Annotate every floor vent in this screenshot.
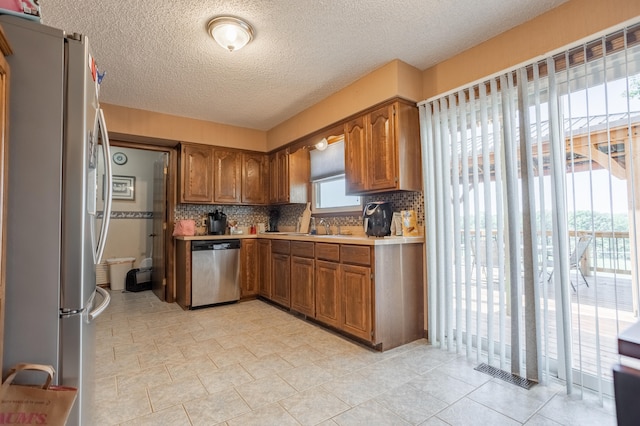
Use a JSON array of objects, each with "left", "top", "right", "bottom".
[{"left": 474, "top": 363, "right": 536, "bottom": 389}]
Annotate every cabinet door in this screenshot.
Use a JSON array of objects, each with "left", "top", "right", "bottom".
[
  {"left": 367, "top": 104, "right": 397, "bottom": 191},
  {"left": 180, "top": 144, "right": 213, "bottom": 203},
  {"left": 344, "top": 116, "right": 368, "bottom": 194},
  {"left": 277, "top": 150, "right": 290, "bottom": 203},
  {"left": 175, "top": 240, "right": 191, "bottom": 309},
  {"left": 213, "top": 149, "right": 242, "bottom": 203},
  {"left": 268, "top": 153, "right": 278, "bottom": 204},
  {"left": 290, "top": 256, "right": 314, "bottom": 316},
  {"left": 271, "top": 253, "right": 290, "bottom": 307},
  {"left": 341, "top": 264, "right": 372, "bottom": 341},
  {"left": 258, "top": 240, "right": 271, "bottom": 298},
  {"left": 242, "top": 153, "right": 267, "bottom": 204},
  {"left": 315, "top": 260, "right": 341, "bottom": 328},
  {"left": 240, "top": 239, "right": 258, "bottom": 298}
]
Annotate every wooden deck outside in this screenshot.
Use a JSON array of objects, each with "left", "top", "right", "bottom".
[{"left": 455, "top": 271, "right": 635, "bottom": 382}]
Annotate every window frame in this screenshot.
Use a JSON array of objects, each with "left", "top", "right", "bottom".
[{"left": 310, "top": 174, "right": 362, "bottom": 215}]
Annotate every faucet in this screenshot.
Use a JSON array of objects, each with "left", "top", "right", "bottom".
[{"left": 318, "top": 218, "right": 331, "bottom": 235}]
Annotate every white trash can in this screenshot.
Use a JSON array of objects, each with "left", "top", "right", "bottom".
[{"left": 106, "top": 257, "right": 136, "bottom": 291}]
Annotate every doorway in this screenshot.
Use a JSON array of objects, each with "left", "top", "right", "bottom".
[{"left": 106, "top": 140, "right": 177, "bottom": 303}]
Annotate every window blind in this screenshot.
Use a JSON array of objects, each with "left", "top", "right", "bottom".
[{"left": 310, "top": 140, "right": 345, "bottom": 181}]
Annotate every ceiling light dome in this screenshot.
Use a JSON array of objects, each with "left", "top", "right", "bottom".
[
  {"left": 315, "top": 138, "right": 328, "bottom": 151},
  {"left": 207, "top": 16, "right": 254, "bottom": 52}
]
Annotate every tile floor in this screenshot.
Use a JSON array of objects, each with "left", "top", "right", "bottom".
[{"left": 93, "top": 290, "right": 618, "bottom": 425}]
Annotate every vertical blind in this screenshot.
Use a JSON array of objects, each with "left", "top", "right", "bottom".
[{"left": 419, "top": 22, "right": 640, "bottom": 399}]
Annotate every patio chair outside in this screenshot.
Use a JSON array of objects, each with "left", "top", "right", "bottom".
[
  {"left": 471, "top": 236, "right": 500, "bottom": 280},
  {"left": 547, "top": 235, "right": 592, "bottom": 291}
]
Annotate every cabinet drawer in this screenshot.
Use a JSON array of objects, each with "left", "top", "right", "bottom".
[
  {"left": 291, "top": 241, "right": 314, "bottom": 258},
  {"left": 316, "top": 243, "right": 340, "bottom": 262},
  {"left": 341, "top": 245, "right": 371, "bottom": 266},
  {"left": 271, "top": 240, "right": 291, "bottom": 254}
]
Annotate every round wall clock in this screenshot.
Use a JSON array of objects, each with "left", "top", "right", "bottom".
[{"left": 113, "top": 152, "right": 128, "bottom": 165}]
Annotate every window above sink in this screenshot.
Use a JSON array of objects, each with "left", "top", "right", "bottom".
[{"left": 310, "top": 137, "right": 361, "bottom": 214}]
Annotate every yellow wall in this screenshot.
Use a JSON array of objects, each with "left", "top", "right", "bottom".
[
  {"left": 102, "top": 104, "right": 268, "bottom": 151},
  {"left": 422, "top": 0, "right": 640, "bottom": 100},
  {"left": 266, "top": 60, "right": 423, "bottom": 150}
]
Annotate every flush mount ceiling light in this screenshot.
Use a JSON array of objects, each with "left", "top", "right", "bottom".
[{"left": 207, "top": 16, "right": 254, "bottom": 52}]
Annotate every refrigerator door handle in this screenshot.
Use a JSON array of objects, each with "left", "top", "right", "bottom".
[
  {"left": 95, "top": 108, "right": 112, "bottom": 265},
  {"left": 89, "top": 286, "right": 111, "bottom": 321}
]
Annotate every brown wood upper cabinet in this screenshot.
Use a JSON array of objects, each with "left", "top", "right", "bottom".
[
  {"left": 242, "top": 152, "right": 267, "bottom": 204},
  {"left": 344, "top": 99, "right": 421, "bottom": 195},
  {"left": 179, "top": 143, "right": 268, "bottom": 205},
  {"left": 268, "top": 148, "right": 309, "bottom": 204},
  {"left": 213, "top": 148, "right": 242, "bottom": 204},
  {"left": 179, "top": 143, "right": 214, "bottom": 203}
]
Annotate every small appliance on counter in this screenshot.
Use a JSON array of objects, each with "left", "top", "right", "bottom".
[
  {"left": 268, "top": 209, "right": 280, "bottom": 232},
  {"left": 208, "top": 210, "right": 227, "bottom": 235},
  {"left": 363, "top": 201, "right": 393, "bottom": 237}
]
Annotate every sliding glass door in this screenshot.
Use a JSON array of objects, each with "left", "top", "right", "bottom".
[{"left": 420, "top": 22, "right": 640, "bottom": 401}]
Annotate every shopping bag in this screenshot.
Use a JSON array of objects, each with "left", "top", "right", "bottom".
[{"left": 0, "top": 363, "right": 77, "bottom": 425}]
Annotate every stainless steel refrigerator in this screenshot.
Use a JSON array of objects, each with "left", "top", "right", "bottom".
[{"left": 0, "top": 16, "right": 114, "bottom": 425}]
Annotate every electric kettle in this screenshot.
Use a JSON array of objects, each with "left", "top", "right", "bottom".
[{"left": 363, "top": 201, "right": 393, "bottom": 237}]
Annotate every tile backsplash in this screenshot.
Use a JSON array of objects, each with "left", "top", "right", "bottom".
[
  {"left": 175, "top": 191, "right": 424, "bottom": 234},
  {"left": 175, "top": 204, "right": 271, "bottom": 234},
  {"left": 277, "top": 191, "right": 424, "bottom": 228}
]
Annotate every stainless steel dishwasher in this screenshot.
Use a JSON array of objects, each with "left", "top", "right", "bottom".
[{"left": 191, "top": 239, "right": 241, "bottom": 308}]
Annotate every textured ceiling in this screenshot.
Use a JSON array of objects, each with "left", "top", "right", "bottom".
[{"left": 40, "top": 0, "right": 567, "bottom": 131}]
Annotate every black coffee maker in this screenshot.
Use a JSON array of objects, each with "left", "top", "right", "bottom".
[
  {"left": 208, "top": 210, "right": 227, "bottom": 235},
  {"left": 268, "top": 209, "right": 280, "bottom": 232}
]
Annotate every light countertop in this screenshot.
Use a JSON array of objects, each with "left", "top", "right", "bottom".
[{"left": 174, "top": 232, "right": 424, "bottom": 246}]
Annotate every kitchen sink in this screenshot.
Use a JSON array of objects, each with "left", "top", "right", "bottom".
[
  {"left": 260, "top": 231, "right": 309, "bottom": 236},
  {"left": 260, "top": 232, "right": 360, "bottom": 238},
  {"left": 312, "top": 234, "right": 360, "bottom": 239}
]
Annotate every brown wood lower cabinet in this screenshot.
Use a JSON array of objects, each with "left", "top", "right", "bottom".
[
  {"left": 291, "top": 256, "right": 314, "bottom": 316},
  {"left": 259, "top": 239, "right": 424, "bottom": 351},
  {"left": 271, "top": 253, "right": 290, "bottom": 307},
  {"left": 271, "top": 239, "right": 291, "bottom": 308},
  {"left": 290, "top": 241, "right": 314, "bottom": 316},
  {"left": 175, "top": 240, "right": 192, "bottom": 309},
  {"left": 240, "top": 239, "right": 258, "bottom": 298},
  {"left": 315, "top": 260, "right": 341, "bottom": 328},
  {"left": 175, "top": 237, "right": 423, "bottom": 351},
  {"left": 258, "top": 239, "right": 271, "bottom": 298},
  {"left": 341, "top": 263, "right": 372, "bottom": 341}
]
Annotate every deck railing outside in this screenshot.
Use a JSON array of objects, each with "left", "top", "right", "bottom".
[
  {"left": 467, "top": 229, "right": 632, "bottom": 275},
  {"left": 569, "top": 230, "right": 631, "bottom": 275}
]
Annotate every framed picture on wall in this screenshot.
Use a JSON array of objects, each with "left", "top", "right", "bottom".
[{"left": 111, "top": 175, "right": 135, "bottom": 201}]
